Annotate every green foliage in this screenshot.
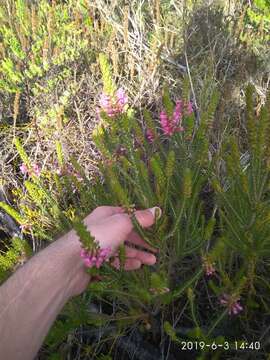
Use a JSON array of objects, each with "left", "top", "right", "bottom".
[
  {"left": 55, "top": 141, "right": 64, "bottom": 168},
  {"left": 0, "top": 0, "right": 93, "bottom": 95},
  {"left": 239, "top": 0, "right": 270, "bottom": 55},
  {"left": 75, "top": 79, "right": 270, "bottom": 357},
  {"left": 162, "top": 85, "right": 174, "bottom": 117},
  {"left": 14, "top": 137, "right": 31, "bottom": 168},
  {"left": 0, "top": 237, "right": 32, "bottom": 282},
  {"left": 0, "top": 201, "right": 24, "bottom": 224},
  {"left": 164, "top": 321, "right": 180, "bottom": 343},
  {"left": 214, "top": 87, "right": 270, "bottom": 271},
  {"left": 73, "top": 218, "right": 96, "bottom": 252},
  {"left": 99, "top": 53, "right": 116, "bottom": 96},
  {"left": 4, "top": 66, "right": 270, "bottom": 358}
]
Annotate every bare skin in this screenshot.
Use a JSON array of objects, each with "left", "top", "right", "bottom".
[{"left": 0, "top": 206, "right": 160, "bottom": 360}]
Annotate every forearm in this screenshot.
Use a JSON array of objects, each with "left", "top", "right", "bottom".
[{"left": 0, "top": 230, "right": 89, "bottom": 360}]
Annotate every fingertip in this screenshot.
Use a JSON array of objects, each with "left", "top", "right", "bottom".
[
  {"left": 147, "top": 254, "right": 157, "bottom": 265},
  {"left": 148, "top": 207, "right": 162, "bottom": 220},
  {"left": 135, "top": 207, "right": 161, "bottom": 228},
  {"left": 111, "top": 257, "right": 142, "bottom": 271}
]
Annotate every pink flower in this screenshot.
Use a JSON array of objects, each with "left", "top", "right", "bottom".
[
  {"left": 160, "top": 111, "right": 173, "bottom": 136},
  {"left": 159, "top": 103, "right": 184, "bottom": 136},
  {"left": 146, "top": 129, "right": 155, "bottom": 143},
  {"left": 20, "top": 163, "right": 28, "bottom": 175},
  {"left": 80, "top": 246, "right": 111, "bottom": 268},
  {"left": 84, "top": 257, "right": 94, "bottom": 267},
  {"left": 99, "top": 93, "right": 111, "bottom": 109},
  {"left": 159, "top": 99, "right": 193, "bottom": 136},
  {"left": 98, "top": 88, "right": 128, "bottom": 118},
  {"left": 202, "top": 256, "right": 216, "bottom": 276},
  {"left": 220, "top": 294, "right": 243, "bottom": 315},
  {"left": 80, "top": 249, "right": 88, "bottom": 258},
  {"left": 205, "top": 263, "right": 215, "bottom": 276},
  {"left": 116, "top": 88, "right": 128, "bottom": 108},
  {"left": 20, "top": 163, "right": 41, "bottom": 177},
  {"left": 32, "top": 164, "right": 41, "bottom": 177},
  {"left": 99, "top": 93, "right": 114, "bottom": 116},
  {"left": 172, "top": 100, "right": 183, "bottom": 125},
  {"left": 99, "top": 247, "right": 111, "bottom": 257}
]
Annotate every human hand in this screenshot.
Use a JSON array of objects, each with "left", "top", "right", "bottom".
[
  {"left": 0, "top": 206, "right": 161, "bottom": 360},
  {"left": 84, "top": 205, "right": 161, "bottom": 270},
  {"left": 68, "top": 205, "right": 161, "bottom": 297}
]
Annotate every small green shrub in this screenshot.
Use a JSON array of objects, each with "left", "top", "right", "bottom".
[
  {"left": 0, "top": 236, "right": 32, "bottom": 281},
  {"left": 238, "top": 0, "right": 270, "bottom": 59}
]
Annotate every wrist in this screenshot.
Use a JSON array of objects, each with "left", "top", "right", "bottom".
[{"left": 54, "top": 229, "right": 91, "bottom": 298}]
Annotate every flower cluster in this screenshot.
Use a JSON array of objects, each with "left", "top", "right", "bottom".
[
  {"left": 146, "top": 129, "right": 155, "bottom": 143},
  {"left": 202, "top": 256, "right": 216, "bottom": 276},
  {"left": 159, "top": 100, "right": 193, "bottom": 136},
  {"left": 20, "top": 163, "right": 41, "bottom": 177},
  {"left": 80, "top": 247, "right": 111, "bottom": 268},
  {"left": 220, "top": 294, "right": 243, "bottom": 315},
  {"left": 98, "top": 88, "right": 128, "bottom": 118}
]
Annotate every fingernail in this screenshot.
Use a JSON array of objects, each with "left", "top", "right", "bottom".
[
  {"left": 149, "top": 207, "right": 162, "bottom": 221},
  {"left": 148, "top": 254, "right": 157, "bottom": 265}
]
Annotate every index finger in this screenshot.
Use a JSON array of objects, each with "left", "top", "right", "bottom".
[
  {"left": 85, "top": 206, "right": 124, "bottom": 224},
  {"left": 126, "top": 231, "right": 158, "bottom": 253}
]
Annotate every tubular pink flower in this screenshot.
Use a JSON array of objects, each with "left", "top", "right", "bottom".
[
  {"left": 160, "top": 106, "right": 184, "bottom": 136},
  {"left": 160, "top": 111, "right": 171, "bottom": 135},
  {"left": 160, "top": 111, "right": 169, "bottom": 124},
  {"left": 20, "top": 163, "right": 41, "bottom": 177},
  {"left": 80, "top": 249, "right": 87, "bottom": 258},
  {"left": 206, "top": 263, "right": 215, "bottom": 276},
  {"left": 146, "top": 129, "right": 155, "bottom": 143},
  {"left": 220, "top": 294, "right": 243, "bottom": 316},
  {"left": 202, "top": 257, "right": 216, "bottom": 276},
  {"left": 172, "top": 100, "right": 183, "bottom": 125},
  {"left": 20, "top": 163, "right": 28, "bottom": 175},
  {"left": 116, "top": 88, "right": 128, "bottom": 108},
  {"left": 98, "top": 88, "right": 128, "bottom": 118},
  {"left": 32, "top": 164, "right": 41, "bottom": 177},
  {"left": 84, "top": 258, "right": 93, "bottom": 267},
  {"left": 99, "top": 247, "right": 111, "bottom": 257},
  {"left": 80, "top": 246, "right": 111, "bottom": 268},
  {"left": 99, "top": 93, "right": 111, "bottom": 109},
  {"left": 95, "top": 260, "right": 102, "bottom": 269}
]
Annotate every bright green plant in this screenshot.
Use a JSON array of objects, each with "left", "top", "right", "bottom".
[
  {"left": 212, "top": 85, "right": 270, "bottom": 313},
  {"left": 0, "top": 0, "right": 94, "bottom": 126},
  {"left": 239, "top": 0, "right": 270, "bottom": 56},
  {"left": 0, "top": 236, "right": 32, "bottom": 281}
]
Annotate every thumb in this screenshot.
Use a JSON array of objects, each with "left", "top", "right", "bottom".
[
  {"left": 88, "top": 206, "right": 162, "bottom": 252},
  {"left": 108, "top": 206, "right": 162, "bottom": 237},
  {"left": 134, "top": 206, "right": 162, "bottom": 229}
]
